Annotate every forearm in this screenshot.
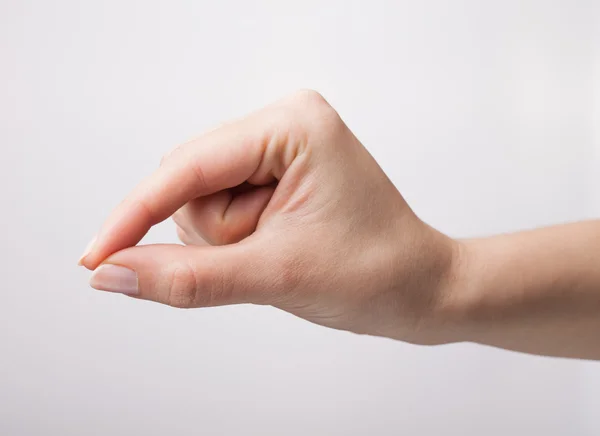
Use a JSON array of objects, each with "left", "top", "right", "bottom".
[{"left": 451, "top": 220, "right": 600, "bottom": 360}]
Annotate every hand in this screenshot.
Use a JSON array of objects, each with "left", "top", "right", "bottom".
[{"left": 79, "top": 90, "right": 461, "bottom": 345}]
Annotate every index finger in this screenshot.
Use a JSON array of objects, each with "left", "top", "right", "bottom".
[{"left": 79, "top": 116, "right": 274, "bottom": 270}]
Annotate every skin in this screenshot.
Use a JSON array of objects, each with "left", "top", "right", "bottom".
[{"left": 79, "top": 90, "right": 600, "bottom": 360}]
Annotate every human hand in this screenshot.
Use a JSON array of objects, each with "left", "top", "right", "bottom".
[{"left": 79, "top": 90, "right": 461, "bottom": 345}]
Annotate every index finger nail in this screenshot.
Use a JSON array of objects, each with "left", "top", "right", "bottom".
[{"left": 78, "top": 235, "right": 97, "bottom": 266}]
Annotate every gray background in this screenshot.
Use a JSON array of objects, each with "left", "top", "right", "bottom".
[{"left": 1, "top": 0, "right": 599, "bottom": 435}]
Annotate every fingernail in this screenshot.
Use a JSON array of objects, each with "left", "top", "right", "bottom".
[
  {"left": 78, "top": 235, "right": 97, "bottom": 266},
  {"left": 90, "top": 265, "right": 139, "bottom": 295}
]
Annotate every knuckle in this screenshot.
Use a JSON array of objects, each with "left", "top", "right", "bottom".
[
  {"left": 289, "top": 89, "right": 332, "bottom": 116},
  {"left": 159, "top": 148, "right": 175, "bottom": 167},
  {"left": 264, "top": 89, "right": 343, "bottom": 151},
  {"left": 165, "top": 263, "right": 199, "bottom": 308},
  {"left": 291, "top": 88, "right": 327, "bottom": 106},
  {"left": 288, "top": 89, "right": 342, "bottom": 138},
  {"left": 189, "top": 158, "right": 209, "bottom": 193},
  {"left": 160, "top": 143, "right": 185, "bottom": 167},
  {"left": 165, "top": 259, "right": 232, "bottom": 308}
]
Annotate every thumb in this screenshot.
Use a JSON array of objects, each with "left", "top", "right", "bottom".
[{"left": 88, "top": 243, "right": 278, "bottom": 308}]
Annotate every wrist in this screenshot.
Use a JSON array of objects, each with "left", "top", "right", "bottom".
[
  {"left": 384, "top": 224, "right": 475, "bottom": 345},
  {"left": 436, "top": 237, "right": 508, "bottom": 347},
  {"left": 420, "top": 237, "right": 481, "bottom": 345}
]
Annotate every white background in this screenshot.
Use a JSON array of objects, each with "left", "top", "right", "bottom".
[{"left": 1, "top": 1, "right": 598, "bottom": 435}]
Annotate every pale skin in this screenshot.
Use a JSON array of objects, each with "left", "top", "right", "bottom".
[{"left": 79, "top": 90, "right": 600, "bottom": 360}]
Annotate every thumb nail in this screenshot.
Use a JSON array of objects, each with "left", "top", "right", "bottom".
[{"left": 90, "top": 264, "right": 139, "bottom": 295}]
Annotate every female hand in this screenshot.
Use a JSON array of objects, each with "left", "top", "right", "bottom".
[{"left": 79, "top": 90, "right": 460, "bottom": 345}]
